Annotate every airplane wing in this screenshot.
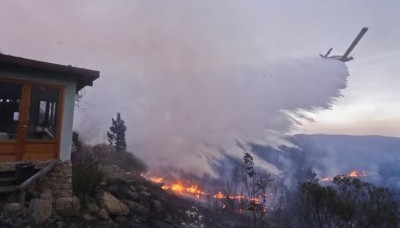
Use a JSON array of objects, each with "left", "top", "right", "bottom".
[{"left": 342, "top": 27, "right": 368, "bottom": 59}]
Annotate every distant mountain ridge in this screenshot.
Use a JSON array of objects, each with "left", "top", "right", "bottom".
[{"left": 251, "top": 134, "right": 400, "bottom": 190}]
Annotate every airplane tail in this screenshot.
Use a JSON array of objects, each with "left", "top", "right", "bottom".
[{"left": 320, "top": 48, "right": 333, "bottom": 58}]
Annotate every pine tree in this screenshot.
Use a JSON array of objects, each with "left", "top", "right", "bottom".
[{"left": 107, "top": 113, "right": 127, "bottom": 153}]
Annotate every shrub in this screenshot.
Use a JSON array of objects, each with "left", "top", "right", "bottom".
[
  {"left": 72, "top": 152, "right": 103, "bottom": 203},
  {"left": 115, "top": 151, "right": 147, "bottom": 173},
  {"left": 91, "top": 143, "right": 147, "bottom": 173}
]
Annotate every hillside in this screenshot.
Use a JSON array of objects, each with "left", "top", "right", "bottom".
[{"left": 253, "top": 134, "right": 400, "bottom": 190}]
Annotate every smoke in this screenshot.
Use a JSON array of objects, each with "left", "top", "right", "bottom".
[
  {"left": 76, "top": 57, "right": 348, "bottom": 176},
  {"left": 292, "top": 134, "right": 400, "bottom": 190},
  {"left": 0, "top": 1, "right": 352, "bottom": 176},
  {"left": 54, "top": 1, "right": 350, "bottom": 177}
]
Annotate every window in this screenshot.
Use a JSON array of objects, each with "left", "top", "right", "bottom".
[
  {"left": 27, "top": 86, "right": 60, "bottom": 140},
  {"left": 0, "top": 82, "right": 22, "bottom": 140}
]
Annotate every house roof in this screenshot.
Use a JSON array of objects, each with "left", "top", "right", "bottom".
[{"left": 0, "top": 54, "right": 100, "bottom": 91}]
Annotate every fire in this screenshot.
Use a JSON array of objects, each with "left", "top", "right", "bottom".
[
  {"left": 149, "top": 177, "right": 164, "bottom": 183},
  {"left": 213, "top": 191, "right": 225, "bottom": 199},
  {"left": 320, "top": 177, "right": 333, "bottom": 182},
  {"left": 348, "top": 170, "right": 367, "bottom": 178},
  {"left": 320, "top": 170, "right": 367, "bottom": 182},
  {"left": 236, "top": 208, "right": 245, "bottom": 213},
  {"left": 146, "top": 176, "right": 261, "bottom": 202},
  {"left": 161, "top": 182, "right": 207, "bottom": 198},
  {"left": 213, "top": 191, "right": 249, "bottom": 200}
]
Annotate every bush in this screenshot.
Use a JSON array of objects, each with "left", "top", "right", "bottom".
[
  {"left": 115, "top": 151, "right": 147, "bottom": 173},
  {"left": 294, "top": 176, "right": 399, "bottom": 228},
  {"left": 72, "top": 152, "right": 103, "bottom": 203},
  {"left": 91, "top": 143, "right": 147, "bottom": 173}
]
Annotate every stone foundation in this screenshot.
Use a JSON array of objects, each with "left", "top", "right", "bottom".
[
  {"left": 32, "top": 160, "right": 80, "bottom": 215},
  {"left": 0, "top": 160, "right": 80, "bottom": 223},
  {"left": 35, "top": 161, "right": 73, "bottom": 198}
]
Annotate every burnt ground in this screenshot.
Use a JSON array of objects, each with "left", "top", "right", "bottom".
[{"left": 0, "top": 166, "right": 250, "bottom": 228}]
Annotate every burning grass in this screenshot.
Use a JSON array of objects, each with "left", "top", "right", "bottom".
[
  {"left": 320, "top": 169, "right": 367, "bottom": 182},
  {"left": 144, "top": 175, "right": 264, "bottom": 203}
]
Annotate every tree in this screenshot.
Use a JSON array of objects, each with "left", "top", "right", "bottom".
[
  {"left": 241, "top": 153, "right": 274, "bottom": 228},
  {"left": 294, "top": 175, "right": 398, "bottom": 228},
  {"left": 72, "top": 131, "right": 83, "bottom": 151},
  {"left": 107, "top": 113, "right": 127, "bottom": 153},
  {"left": 332, "top": 175, "right": 398, "bottom": 228},
  {"left": 296, "top": 178, "right": 338, "bottom": 227}
]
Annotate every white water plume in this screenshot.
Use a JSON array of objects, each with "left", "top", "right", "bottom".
[{"left": 77, "top": 57, "right": 348, "bottom": 177}]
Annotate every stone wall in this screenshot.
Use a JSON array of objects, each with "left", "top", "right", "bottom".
[
  {"left": 0, "top": 160, "right": 80, "bottom": 224},
  {"left": 33, "top": 160, "right": 80, "bottom": 216}
]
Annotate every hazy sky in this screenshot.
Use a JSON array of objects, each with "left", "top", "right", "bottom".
[{"left": 1, "top": 0, "right": 399, "bottom": 137}]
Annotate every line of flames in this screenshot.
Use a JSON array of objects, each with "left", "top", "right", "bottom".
[
  {"left": 148, "top": 170, "right": 367, "bottom": 197},
  {"left": 320, "top": 170, "right": 367, "bottom": 182},
  {"left": 147, "top": 176, "right": 259, "bottom": 202}
]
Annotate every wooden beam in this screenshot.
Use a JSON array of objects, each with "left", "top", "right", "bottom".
[
  {"left": 18, "top": 160, "right": 58, "bottom": 206},
  {"left": 19, "top": 160, "right": 58, "bottom": 191}
]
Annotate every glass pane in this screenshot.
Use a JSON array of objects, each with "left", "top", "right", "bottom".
[
  {"left": 0, "top": 81, "right": 22, "bottom": 140},
  {"left": 27, "top": 86, "right": 60, "bottom": 140}
]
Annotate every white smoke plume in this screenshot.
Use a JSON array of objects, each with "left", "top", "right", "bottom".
[
  {"left": 48, "top": 1, "right": 352, "bottom": 177},
  {"left": 76, "top": 57, "right": 348, "bottom": 176}
]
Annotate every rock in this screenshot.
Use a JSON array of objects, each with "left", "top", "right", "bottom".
[
  {"left": 142, "top": 191, "right": 151, "bottom": 197},
  {"left": 139, "top": 185, "right": 148, "bottom": 191},
  {"left": 115, "top": 216, "right": 128, "bottom": 223},
  {"left": 150, "top": 220, "right": 175, "bottom": 228},
  {"left": 14, "top": 218, "right": 24, "bottom": 227},
  {"left": 97, "top": 208, "right": 109, "bottom": 220},
  {"left": 28, "top": 188, "right": 53, "bottom": 224},
  {"left": 52, "top": 189, "right": 73, "bottom": 198},
  {"left": 127, "top": 190, "right": 140, "bottom": 200},
  {"left": 29, "top": 198, "right": 52, "bottom": 224},
  {"left": 54, "top": 196, "right": 80, "bottom": 216},
  {"left": 102, "top": 191, "right": 129, "bottom": 216},
  {"left": 2, "top": 202, "right": 22, "bottom": 212},
  {"left": 96, "top": 221, "right": 117, "bottom": 228},
  {"left": 107, "top": 185, "right": 119, "bottom": 194},
  {"left": 83, "top": 214, "right": 93, "bottom": 221},
  {"left": 123, "top": 200, "right": 149, "bottom": 217},
  {"left": 152, "top": 200, "right": 162, "bottom": 213},
  {"left": 41, "top": 188, "right": 52, "bottom": 200},
  {"left": 71, "top": 196, "right": 81, "bottom": 212},
  {"left": 55, "top": 221, "right": 65, "bottom": 228},
  {"left": 86, "top": 201, "right": 100, "bottom": 213}
]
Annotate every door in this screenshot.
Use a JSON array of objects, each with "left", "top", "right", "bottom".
[
  {"left": 0, "top": 80, "right": 23, "bottom": 161},
  {"left": 0, "top": 78, "right": 63, "bottom": 161}
]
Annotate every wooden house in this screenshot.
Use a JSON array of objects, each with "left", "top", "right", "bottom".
[{"left": 0, "top": 54, "right": 99, "bottom": 162}]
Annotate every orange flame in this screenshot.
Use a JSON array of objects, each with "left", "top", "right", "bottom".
[
  {"left": 161, "top": 182, "right": 207, "bottom": 198},
  {"left": 149, "top": 177, "right": 164, "bottom": 183},
  {"left": 214, "top": 191, "right": 225, "bottom": 199},
  {"left": 320, "top": 170, "right": 367, "bottom": 182},
  {"left": 348, "top": 170, "right": 367, "bottom": 178},
  {"left": 147, "top": 176, "right": 262, "bottom": 203}
]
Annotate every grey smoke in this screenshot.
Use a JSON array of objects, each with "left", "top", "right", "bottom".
[
  {"left": 290, "top": 134, "right": 400, "bottom": 190},
  {"left": 47, "top": 1, "right": 351, "bottom": 176}
]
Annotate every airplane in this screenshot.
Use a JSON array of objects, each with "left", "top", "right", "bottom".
[{"left": 320, "top": 27, "right": 368, "bottom": 62}]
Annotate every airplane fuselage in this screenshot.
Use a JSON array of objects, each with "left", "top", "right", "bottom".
[{"left": 319, "top": 27, "right": 368, "bottom": 62}]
